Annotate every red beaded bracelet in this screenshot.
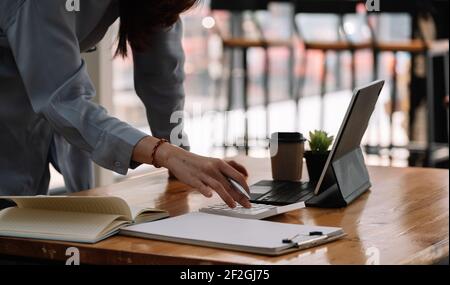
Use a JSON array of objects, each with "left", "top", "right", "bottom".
[{"left": 151, "top": 139, "right": 168, "bottom": 168}]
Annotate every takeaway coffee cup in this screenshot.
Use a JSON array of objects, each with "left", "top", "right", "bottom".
[{"left": 269, "top": 132, "right": 306, "bottom": 181}]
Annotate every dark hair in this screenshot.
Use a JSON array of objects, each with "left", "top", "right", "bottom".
[{"left": 116, "top": 0, "right": 200, "bottom": 57}]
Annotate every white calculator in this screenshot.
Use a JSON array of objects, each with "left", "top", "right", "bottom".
[{"left": 199, "top": 202, "right": 305, "bottom": 220}]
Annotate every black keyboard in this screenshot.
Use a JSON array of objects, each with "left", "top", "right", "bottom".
[{"left": 251, "top": 181, "right": 315, "bottom": 205}]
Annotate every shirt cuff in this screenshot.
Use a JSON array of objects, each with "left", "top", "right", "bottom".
[{"left": 91, "top": 127, "right": 148, "bottom": 175}]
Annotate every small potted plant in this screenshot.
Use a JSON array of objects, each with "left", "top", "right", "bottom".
[{"left": 305, "top": 130, "right": 334, "bottom": 183}]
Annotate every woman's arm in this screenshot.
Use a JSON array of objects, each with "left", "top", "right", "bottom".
[
  {"left": 132, "top": 19, "right": 189, "bottom": 149},
  {"left": 133, "top": 137, "right": 251, "bottom": 209}
]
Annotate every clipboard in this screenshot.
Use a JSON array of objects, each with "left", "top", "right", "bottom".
[{"left": 121, "top": 212, "right": 345, "bottom": 256}]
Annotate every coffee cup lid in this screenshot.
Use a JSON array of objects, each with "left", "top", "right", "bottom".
[{"left": 271, "top": 132, "right": 306, "bottom": 143}]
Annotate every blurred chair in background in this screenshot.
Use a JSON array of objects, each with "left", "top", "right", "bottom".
[
  {"left": 209, "top": 0, "right": 295, "bottom": 154},
  {"left": 293, "top": 0, "right": 372, "bottom": 130},
  {"left": 424, "top": 43, "right": 449, "bottom": 167},
  {"left": 365, "top": 1, "right": 449, "bottom": 167}
]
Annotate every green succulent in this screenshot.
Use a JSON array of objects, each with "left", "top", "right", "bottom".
[{"left": 308, "top": 130, "right": 334, "bottom": 154}]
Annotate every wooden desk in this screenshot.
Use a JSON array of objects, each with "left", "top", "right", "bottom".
[{"left": 0, "top": 157, "right": 448, "bottom": 265}]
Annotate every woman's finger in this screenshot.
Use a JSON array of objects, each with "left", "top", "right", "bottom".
[
  {"left": 201, "top": 175, "right": 237, "bottom": 208},
  {"left": 226, "top": 160, "right": 248, "bottom": 177},
  {"left": 212, "top": 170, "right": 251, "bottom": 209},
  {"left": 219, "top": 161, "right": 250, "bottom": 194},
  {"left": 192, "top": 178, "right": 213, "bottom": 198}
]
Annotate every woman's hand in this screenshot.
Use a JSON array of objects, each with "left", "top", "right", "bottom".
[{"left": 132, "top": 137, "right": 251, "bottom": 208}]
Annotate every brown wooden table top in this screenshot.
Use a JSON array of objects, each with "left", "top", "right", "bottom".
[{"left": 0, "top": 156, "right": 448, "bottom": 265}]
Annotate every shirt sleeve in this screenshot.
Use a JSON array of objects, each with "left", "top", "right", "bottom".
[
  {"left": 1, "top": 0, "right": 147, "bottom": 175},
  {"left": 133, "top": 19, "right": 190, "bottom": 149}
]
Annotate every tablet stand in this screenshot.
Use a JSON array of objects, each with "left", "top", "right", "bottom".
[{"left": 306, "top": 147, "right": 371, "bottom": 208}]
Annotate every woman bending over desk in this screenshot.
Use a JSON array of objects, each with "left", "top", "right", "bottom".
[{"left": 0, "top": 0, "right": 251, "bottom": 209}]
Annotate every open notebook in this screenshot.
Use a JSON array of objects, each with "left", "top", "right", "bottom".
[{"left": 0, "top": 196, "right": 169, "bottom": 244}]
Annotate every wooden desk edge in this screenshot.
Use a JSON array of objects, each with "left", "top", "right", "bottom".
[
  {"left": 0, "top": 236, "right": 241, "bottom": 265},
  {"left": 0, "top": 162, "right": 448, "bottom": 265}
]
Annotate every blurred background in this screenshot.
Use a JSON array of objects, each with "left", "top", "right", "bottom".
[{"left": 50, "top": 0, "right": 449, "bottom": 191}]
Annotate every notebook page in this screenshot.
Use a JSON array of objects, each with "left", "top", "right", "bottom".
[
  {"left": 3, "top": 196, "right": 133, "bottom": 221},
  {"left": 130, "top": 206, "right": 166, "bottom": 221},
  {"left": 98, "top": 220, "right": 130, "bottom": 240},
  {"left": 0, "top": 207, "right": 126, "bottom": 242}
]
